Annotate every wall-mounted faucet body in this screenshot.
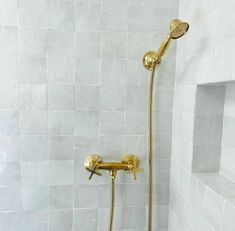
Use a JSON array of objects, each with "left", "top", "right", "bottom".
[{"left": 84, "top": 154, "right": 143, "bottom": 180}]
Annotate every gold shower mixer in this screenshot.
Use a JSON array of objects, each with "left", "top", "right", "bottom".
[{"left": 84, "top": 154, "right": 143, "bottom": 180}]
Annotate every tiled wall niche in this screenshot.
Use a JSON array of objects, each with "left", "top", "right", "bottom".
[
  {"left": 168, "top": 82, "right": 235, "bottom": 231},
  {"left": 192, "top": 81, "right": 235, "bottom": 192},
  {"left": 193, "top": 82, "right": 235, "bottom": 184},
  {"left": 193, "top": 84, "right": 226, "bottom": 173}
]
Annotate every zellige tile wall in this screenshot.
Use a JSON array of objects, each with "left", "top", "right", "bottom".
[
  {"left": 169, "top": 0, "right": 235, "bottom": 231},
  {"left": 0, "top": 0, "right": 178, "bottom": 230}
]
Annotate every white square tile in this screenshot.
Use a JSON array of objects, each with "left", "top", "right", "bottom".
[
  {"left": 47, "top": 1, "right": 74, "bottom": 31},
  {"left": 75, "top": 58, "right": 100, "bottom": 85},
  {"left": 75, "top": 2, "right": 101, "bottom": 31},
  {"left": 125, "top": 111, "right": 147, "bottom": 135},
  {"left": 20, "top": 84, "right": 47, "bottom": 110},
  {"left": 102, "top": 32, "right": 127, "bottom": 58},
  {"left": 0, "top": 110, "right": 19, "bottom": 135},
  {"left": 0, "top": 187, "right": 22, "bottom": 211},
  {"left": 193, "top": 115, "right": 223, "bottom": 145},
  {"left": 0, "top": 55, "right": 18, "bottom": 83},
  {"left": 127, "top": 59, "right": 147, "bottom": 86},
  {"left": 154, "top": 87, "right": 174, "bottom": 112},
  {"left": 75, "top": 85, "right": 100, "bottom": 111},
  {"left": 220, "top": 146, "right": 235, "bottom": 182},
  {"left": 49, "top": 160, "right": 74, "bottom": 185},
  {"left": 22, "top": 161, "right": 48, "bottom": 186},
  {"left": 128, "top": 32, "right": 154, "bottom": 59},
  {"left": 100, "top": 135, "right": 124, "bottom": 159},
  {"left": 100, "top": 85, "right": 125, "bottom": 111},
  {"left": 192, "top": 145, "right": 221, "bottom": 172},
  {"left": 49, "top": 210, "right": 73, "bottom": 231},
  {"left": 48, "top": 111, "right": 74, "bottom": 135},
  {"left": 47, "top": 29, "right": 74, "bottom": 57},
  {"left": 203, "top": 187, "right": 225, "bottom": 230},
  {"left": 0, "top": 27, "right": 18, "bottom": 54},
  {"left": 49, "top": 136, "right": 73, "bottom": 160},
  {"left": 100, "top": 111, "right": 124, "bottom": 135},
  {"left": 0, "top": 1, "right": 17, "bottom": 26},
  {"left": 0, "top": 84, "right": 19, "bottom": 109},
  {"left": 48, "top": 84, "right": 74, "bottom": 110},
  {"left": 22, "top": 186, "right": 48, "bottom": 210},
  {"left": 74, "top": 208, "right": 98, "bottom": 231},
  {"left": 0, "top": 162, "right": 21, "bottom": 186},
  {"left": 18, "top": 0, "right": 47, "bottom": 27},
  {"left": 224, "top": 85, "right": 235, "bottom": 117},
  {"left": 18, "top": 55, "right": 47, "bottom": 83},
  {"left": 49, "top": 185, "right": 73, "bottom": 209},
  {"left": 101, "top": 4, "right": 127, "bottom": 31},
  {"left": 222, "top": 201, "right": 235, "bottom": 231},
  {"left": 19, "top": 28, "right": 47, "bottom": 56},
  {"left": 0, "top": 210, "right": 48, "bottom": 230},
  {"left": 124, "top": 135, "right": 147, "bottom": 156},
  {"left": 73, "top": 136, "right": 100, "bottom": 161},
  {"left": 0, "top": 136, "right": 20, "bottom": 161},
  {"left": 126, "top": 86, "right": 147, "bottom": 111},
  {"left": 195, "top": 85, "right": 226, "bottom": 116},
  {"left": 101, "top": 59, "right": 127, "bottom": 86},
  {"left": 21, "top": 136, "right": 48, "bottom": 161},
  {"left": 223, "top": 115, "right": 235, "bottom": 149},
  {"left": 48, "top": 56, "right": 75, "bottom": 83},
  {"left": 74, "top": 111, "right": 99, "bottom": 136},
  {"left": 20, "top": 110, "right": 47, "bottom": 135},
  {"left": 75, "top": 32, "right": 101, "bottom": 58},
  {"left": 128, "top": 5, "right": 156, "bottom": 32},
  {"left": 74, "top": 185, "right": 99, "bottom": 208}
]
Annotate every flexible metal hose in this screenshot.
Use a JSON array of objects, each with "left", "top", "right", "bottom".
[
  {"left": 147, "top": 68, "right": 156, "bottom": 231},
  {"left": 108, "top": 174, "right": 116, "bottom": 231},
  {"left": 107, "top": 68, "right": 155, "bottom": 231}
]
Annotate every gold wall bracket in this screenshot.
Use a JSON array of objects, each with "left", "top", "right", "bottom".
[
  {"left": 84, "top": 154, "right": 143, "bottom": 180},
  {"left": 143, "top": 51, "right": 161, "bottom": 71}
]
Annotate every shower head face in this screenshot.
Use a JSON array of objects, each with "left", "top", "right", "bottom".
[{"left": 170, "top": 19, "right": 189, "bottom": 39}]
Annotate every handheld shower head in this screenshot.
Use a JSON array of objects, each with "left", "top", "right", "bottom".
[
  {"left": 170, "top": 19, "right": 189, "bottom": 39},
  {"left": 143, "top": 18, "right": 189, "bottom": 70}
]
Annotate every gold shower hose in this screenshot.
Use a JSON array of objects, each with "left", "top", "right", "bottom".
[
  {"left": 106, "top": 68, "right": 155, "bottom": 231},
  {"left": 148, "top": 68, "right": 156, "bottom": 231},
  {"left": 108, "top": 170, "right": 117, "bottom": 231},
  {"left": 107, "top": 68, "right": 156, "bottom": 231}
]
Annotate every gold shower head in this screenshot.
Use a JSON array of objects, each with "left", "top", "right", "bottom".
[
  {"left": 169, "top": 19, "right": 189, "bottom": 39},
  {"left": 143, "top": 18, "right": 189, "bottom": 70}
]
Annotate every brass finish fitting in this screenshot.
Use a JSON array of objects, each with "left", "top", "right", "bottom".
[
  {"left": 143, "top": 51, "right": 161, "bottom": 71},
  {"left": 143, "top": 18, "right": 189, "bottom": 231},
  {"left": 84, "top": 154, "right": 143, "bottom": 180},
  {"left": 143, "top": 18, "right": 189, "bottom": 71}
]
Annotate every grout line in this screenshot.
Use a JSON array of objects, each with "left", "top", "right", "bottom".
[
  {"left": 72, "top": 1, "right": 76, "bottom": 230},
  {"left": 16, "top": 0, "right": 24, "bottom": 214}
]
